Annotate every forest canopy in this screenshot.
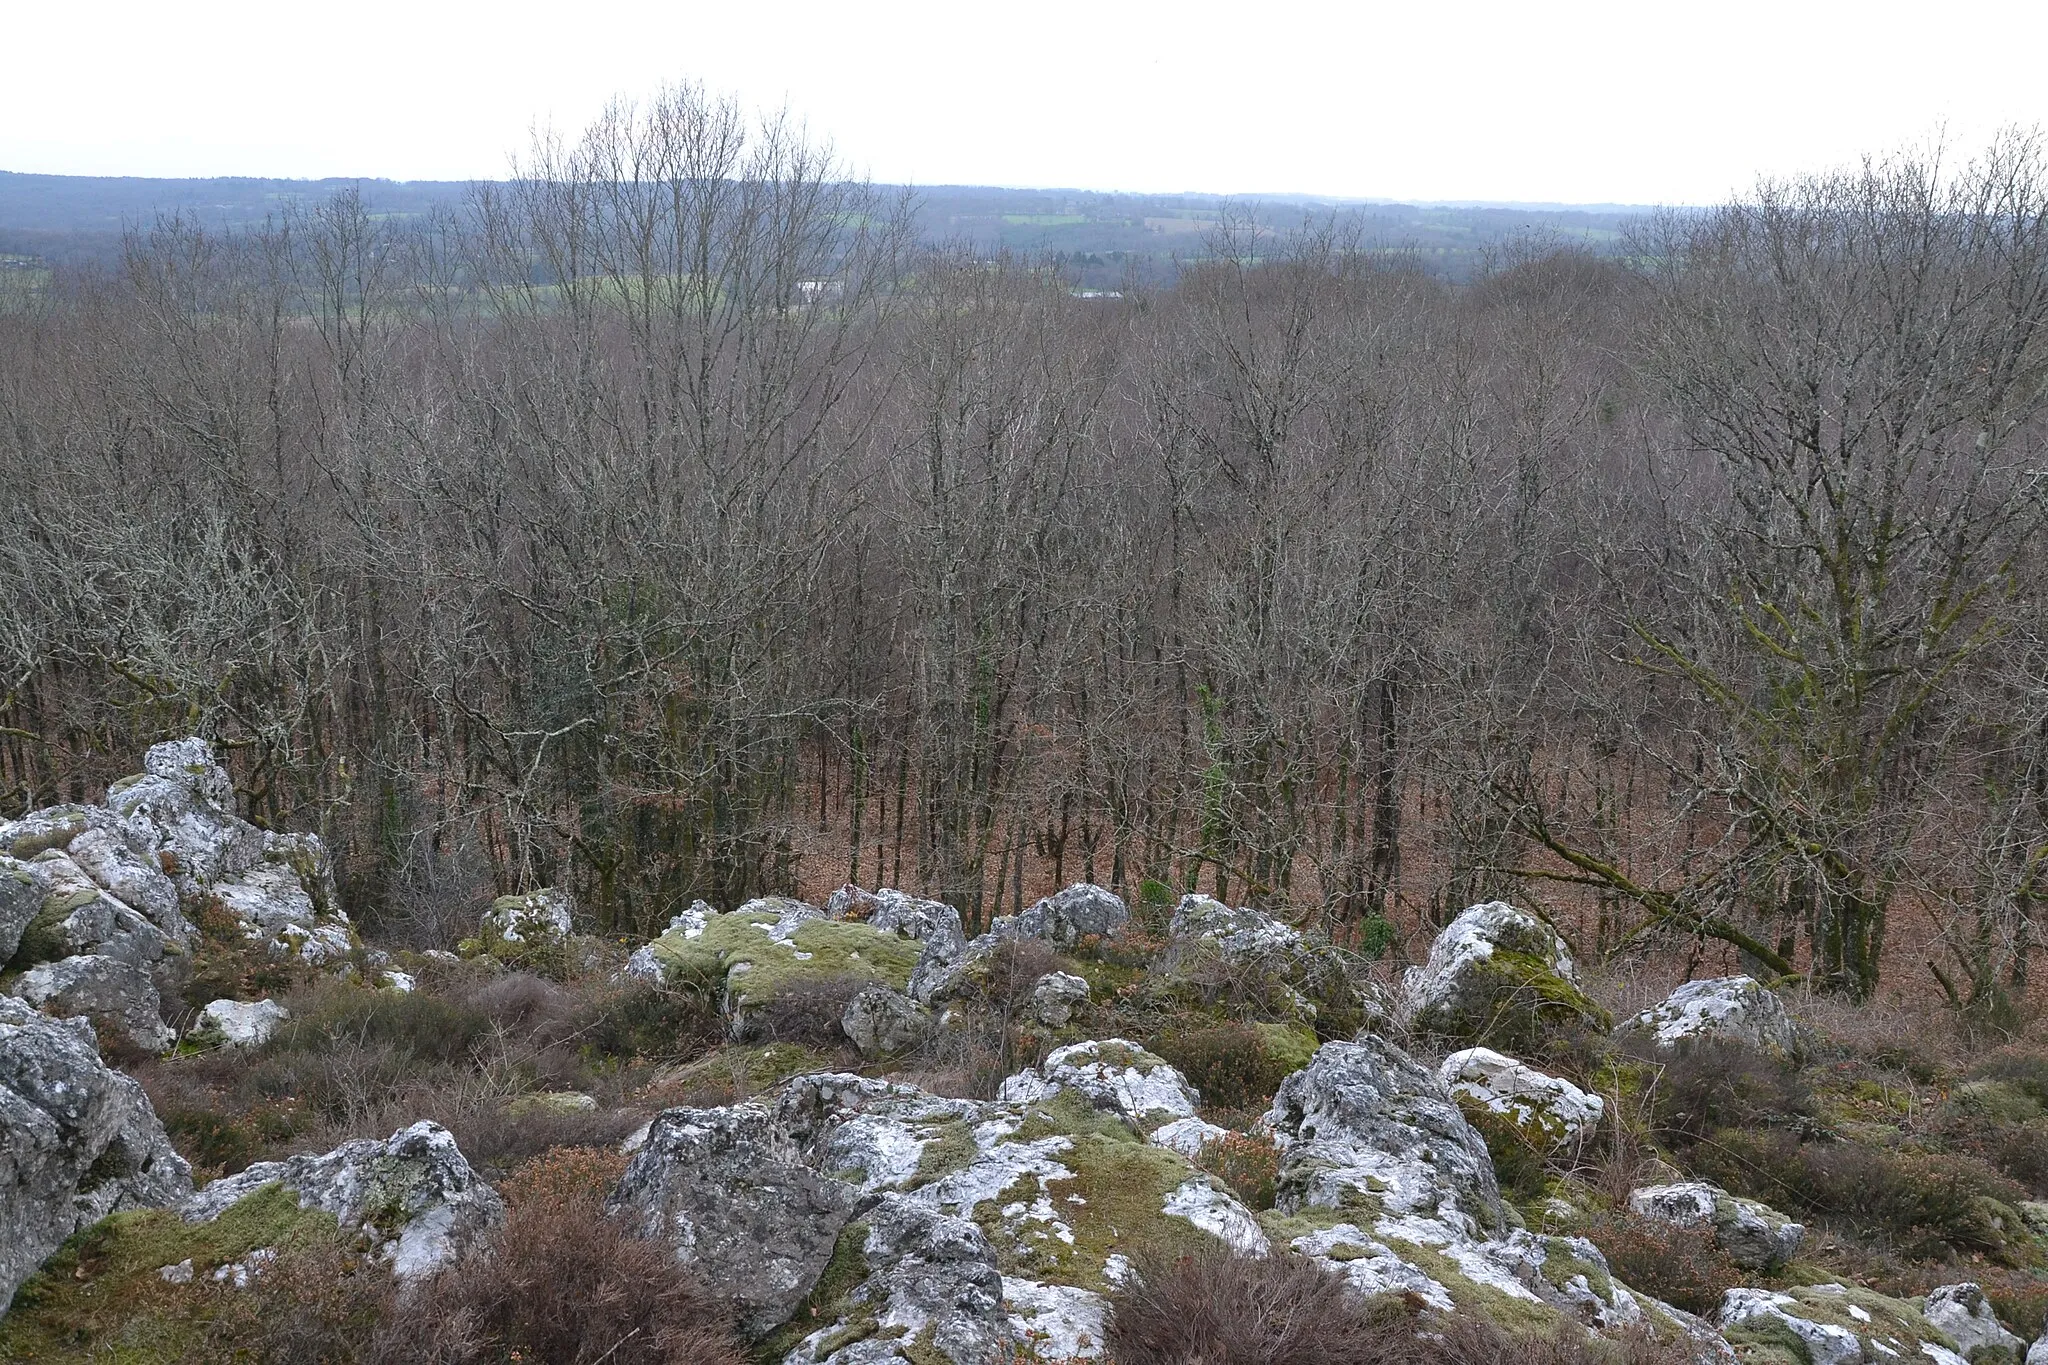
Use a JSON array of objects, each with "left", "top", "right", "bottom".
[{"left": 2, "top": 87, "right": 2044, "bottom": 1011}]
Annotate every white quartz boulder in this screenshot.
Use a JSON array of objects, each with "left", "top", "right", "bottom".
[{"left": 1437, "top": 1047, "right": 1605, "bottom": 1147}]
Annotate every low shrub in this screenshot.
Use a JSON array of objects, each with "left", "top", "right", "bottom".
[
  {"left": 1583, "top": 1210, "right": 1744, "bottom": 1317},
  {"left": 1697, "top": 1127, "right": 2030, "bottom": 1262},
  {"left": 178, "top": 898, "right": 316, "bottom": 1012},
  {"left": 1151, "top": 1022, "right": 1301, "bottom": 1111},
  {"left": 748, "top": 971, "right": 869, "bottom": 1048},
  {"left": 198, "top": 1146, "right": 743, "bottom": 1365},
  {"left": 272, "top": 980, "right": 491, "bottom": 1067},
  {"left": 204, "top": 1235, "right": 399, "bottom": 1365},
  {"left": 1634, "top": 1038, "right": 1812, "bottom": 1150},
  {"left": 1196, "top": 1131, "right": 1280, "bottom": 1210},
  {"left": 977, "top": 937, "right": 1065, "bottom": 1013},
  {"left": 157, "top": 1105, "right": 289, "bottom": 1176},
  {"left": 1088, "top": 927, "right": 1166, "bottom": 970},
  {"left": 444, "top": 1103, "right": 646, "bottom": 1179},
  {"left": 1105, "top": 1246, "right": 1419, "bottom": 1364},
  {"left": 1994, "top": 1119, "right": 2048, "bottom": 1194},
  {"left": 568, "top": 978, "right": 723, "bottom": 1062},
  {"left": 388, "top": 1146, "right": 747, "bottom": 1364}
]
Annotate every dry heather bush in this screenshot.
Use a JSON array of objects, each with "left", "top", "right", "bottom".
[
  {"left": 1151, "top": 1022, "right": 1297, "bottom": 1111},
  {"left": 274, "top": 978, "right": 495, "bottom": 1066},
  {"left": 212, "top": 1147, "right": 743, "bottom": 1364},
  {"left": 1583, "top": 1210, "right": 1744, "bottom": 1317},
  {"left": 1696, "top": 1127, "right": 2030, "bottom": 1262},
  {"left": 1195, "top": 1131, "right": 1280, "bottom": 1210},
  {"left": 980, "top": 938, "right": 1064, "bottom": 1010},
  {"left": 1630, "top": 1038, "right": 1812, "bottom": 1150},
  {"left": 750, "top": 971, "right": 870, "bottom": 1048},
  {"left": 1793, "top": 990, "right": 1971, "bottom": 1080},
  {"left": 444, "top": 1103, "right": 648, "bottom": 1176},
  {"left": 1105, "top": 1246, "right": 1420, "bottom": 1364},
  {"left": 1106, "top": 1246, "right": 1697, "bottom": 1364},
  {"left": 387, "top": 1146, "right": 747, "bottom": 1364},
  {"left": 205, "top": 1235, "right": 400, "bottom": 1364},
  {"left": 138, "top": 968, "right": 679, "bottom": 1177}
]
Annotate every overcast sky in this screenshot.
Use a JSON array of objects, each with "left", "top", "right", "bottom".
[{"left": 6, "top": 0, "right": 2046, "bottom": 205}]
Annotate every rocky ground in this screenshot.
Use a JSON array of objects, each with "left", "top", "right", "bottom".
[{"left": 7, "top": 741, "right": 2048, "bottom": 1362}]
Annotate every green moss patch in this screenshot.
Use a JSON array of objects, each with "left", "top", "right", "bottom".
[
  {"left": 907, "top": 1120, "right": 980, "bottom": 1190},
  {"left": 983, "top": 1134, "right": 1223, "bottom": 1291},
  {"left": 0, "top": 810, "right": 89, "bottom": 860},
  {"left": 11, "top": 890, "right": 98, "bottom": 969},
  {"left": 656, "top": 1041, "right": 838, "bottom": 1101},
  {"left": 1012, "top": 1089, "right": 1147, "bottom": 1144}
]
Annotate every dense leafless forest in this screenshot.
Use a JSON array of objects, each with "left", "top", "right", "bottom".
[{"left": 2, "top": 88, "right": 2045, "bottom": 1013}]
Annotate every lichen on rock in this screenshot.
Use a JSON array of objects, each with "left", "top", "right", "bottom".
[
  {"left": 1717, "top": 1283, "right": 1968, "bottom": 1365},
  {"left": 1437, "top": 1047, "right": 1605, "bottom": 1150}
]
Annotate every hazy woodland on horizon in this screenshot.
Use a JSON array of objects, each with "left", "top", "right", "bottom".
[{"left": 0, "top": 166, "right": 1641, "bottom": 287}]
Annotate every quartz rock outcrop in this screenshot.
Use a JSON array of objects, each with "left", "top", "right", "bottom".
[
  {"left": 12, "top": 953, "right": 175, "bottom": 1053},
  {"left": 0, "top": 997, "right": 193, "bottom": 1313},
  {"left": 191, "top": 997, "right": 290, "bottom": 1049},
  {"left": 1265, "top": 1037, "right": 1729, "bottom": 1358},
  {"left": 1, "top": 738, "right": 355, "bottom": 1043},
  {"left": 478, "top": 888, "right": 575, "bottom": 945},
  {"left": 1001, "top": 883, "right": 1130, "bottom": 950},
  {"left": 1921, "top": 1282, "right": 2025, "bottom": 1362},
  {"left": 616, "top": 1047, "right": 1259, "bottom": 1361},
  {"left": 1616, "top": 976, "right": 1800, "bottom": 1059},
  {"left": 180, "top": 1120, "right": 502, "bottom": 1281},
  {"left": 1717, "top": 1284, "right": 1968, "bottom": 1365},
  {"left": 1027, "top": 971, "right": 1091, "bottom": 1028},
  {"left": 1159, "top": 894, "right": 1374, "bottom": 1034}
]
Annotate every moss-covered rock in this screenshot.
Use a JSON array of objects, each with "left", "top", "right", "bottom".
[
  {"left": 633, "top": 902, "right": 922, "bottom": 1026},
  {"left": 0, "top": 1183, "right": 342, "bottom": 1364},
  {"left": 1401, "top": 902, "right": 1609, "bottom": 1052},
  {"left": 1157, "top": 894, "right": 1375, "bottom": 1039},
  {"left": 1717, "top": 1283, "right": 1967, "bottom": 1365}
]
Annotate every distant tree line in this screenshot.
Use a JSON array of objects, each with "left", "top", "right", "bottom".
[{"left": 2, "top": 87, "right": 2044, "bottom": 1009}]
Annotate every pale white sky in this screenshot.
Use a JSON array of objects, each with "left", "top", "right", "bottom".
[{"left": 5, "top": 0, "right": 2045, "bottom": 205}]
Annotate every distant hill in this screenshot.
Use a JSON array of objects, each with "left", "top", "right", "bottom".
[{"left": 0, "top": 171, "right": 1649, "bottom": 284}]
